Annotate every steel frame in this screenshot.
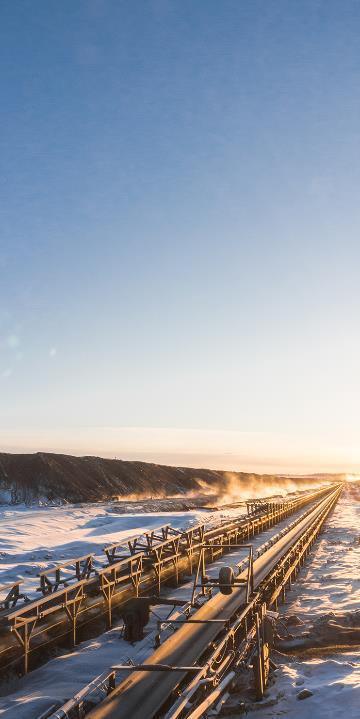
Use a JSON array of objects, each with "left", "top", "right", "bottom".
[
  {"left": 189, "top": 544, "right": 254, "bottom": 606},
  {"left": 77, "top": 485, "right": 342, "bottom": 719},
  {"left": 0, "top": 581, "right": 27, "bottom": 611},
  {"left": 103, "top": 524, "right": 180, "bottom": 564},
  {"left": 97, "top": 553, "right": 144, "bottom": 627},
  {"left": 0, "top": 485, "right": 334, "bottom": 678},
  {"left": 8, "top": 582, "right": 87, "bottom": 674},
  {"left": 161, "top": 486, "right": 342, "bottom": 719},
  {"left": 44, "top": 485, "right": 342, "bottom": 719},
  {"left": 46, "top": 670, "right": 117, "bottom": 719},
  {"left": 37, "top": 554, "right": 95, "bottom": 595}
]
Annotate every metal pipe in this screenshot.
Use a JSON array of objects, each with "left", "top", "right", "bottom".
[
  {"left": 184, "top": 671, "right": 235, "bottom": 719},
  {"left": 87, "top": 485, "right": 342, "bottom": 719}
]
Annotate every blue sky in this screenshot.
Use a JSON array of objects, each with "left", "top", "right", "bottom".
[{"left": 1, "top": 1, "right": 360, "bottom": 471}]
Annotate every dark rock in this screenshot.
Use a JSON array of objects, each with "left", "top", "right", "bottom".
[
  {"left": 287, "top": 615, "right": 304, "bottom": 626},
  {"left": 297, "top": 689, "right": 313, "bottom": 700}
]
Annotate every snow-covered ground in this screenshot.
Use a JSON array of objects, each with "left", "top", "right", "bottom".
[
  {"left": 245, "top": 485, "right": 360, "bottom": 719},
  {"left": 0, "top": 503, "right": 224, "bottom": 596},
  {"left": 0, "top": 498, "right": 315, "bottom": 718},
  {"left": 1, "top": 490, "right": 357, "bottom": 719}
]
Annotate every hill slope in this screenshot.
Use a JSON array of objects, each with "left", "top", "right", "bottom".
[
  {"left": 0, "top": 452, "right": 337, "bottom": 505},
  {"left": 0, "top": 452, "right": 228, "bottom": 504}
]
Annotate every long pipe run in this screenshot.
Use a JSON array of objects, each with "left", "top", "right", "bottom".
[{"left": 88, "top": 484, "right": 342, "bottom": 719}]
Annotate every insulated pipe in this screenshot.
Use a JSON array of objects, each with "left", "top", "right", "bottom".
[
  {"left": 88, "top": 484, "right": 342, "bottom": 719},
  {"left": 0, "top": 485, "right": 330, "bottom": 676}
]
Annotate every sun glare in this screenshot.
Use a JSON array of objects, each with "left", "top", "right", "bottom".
[{"left": 345, "top": 474, "right": 360, "bottom": 482}]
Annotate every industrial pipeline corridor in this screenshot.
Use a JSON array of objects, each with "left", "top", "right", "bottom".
[{"left": 0, "top": 484, "right": 345, "bottom": 719}]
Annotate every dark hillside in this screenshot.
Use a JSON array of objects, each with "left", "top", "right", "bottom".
[
  {"left": 0, "top": 452, "right": 338, "bottom": 505},
  {"left": 0, "top": 452, "right": 227, "bottom": 504}
]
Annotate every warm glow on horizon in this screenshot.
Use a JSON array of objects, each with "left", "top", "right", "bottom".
[
  {"left": 1, "top": 426, "right": 360, "bottom": 475},
  {"left": 3, "top": 4, "right": 360, "bottom": 490}
]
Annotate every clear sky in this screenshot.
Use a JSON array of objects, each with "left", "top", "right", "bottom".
[{"left": 1, "top": 1, "right": 360, "bottom": 473}]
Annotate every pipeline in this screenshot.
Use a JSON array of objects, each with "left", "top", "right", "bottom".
[
  {"left": 0, "top": 485, "right": 332, "bottom": 677},
  {"left": 86, "top": 484, "right": 342, "bottom": 719}
]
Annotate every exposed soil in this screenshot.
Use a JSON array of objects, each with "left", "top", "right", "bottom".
[
  {"left": 275, "top": 610, "right": 360, "bottom": 652},
  {"left": 0, "top": 452, "right": 338, "bottom": 505}
]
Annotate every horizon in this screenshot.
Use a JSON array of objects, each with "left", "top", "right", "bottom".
[
  {"left": 0, "top": 447, "right": 351, "bottom": 479},
  {"left": 0, "top": 6, "right": 359, "bottom": 716},
  {"left": 2, "top": 3, "right": 360, "bottom": 471},
  {"left": 1, "top": 426, "right": 360, "bottom": 476}
]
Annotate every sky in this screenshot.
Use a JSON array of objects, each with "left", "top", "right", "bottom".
[{"left": 1, "top": 1, "right": 360, "bottom": 473}]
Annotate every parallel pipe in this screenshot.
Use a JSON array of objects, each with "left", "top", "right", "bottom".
[{"left": 88, "top": 484, "right": 342, "bottom": 719}]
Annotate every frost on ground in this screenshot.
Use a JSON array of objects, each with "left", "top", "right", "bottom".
[
  {"left": 0, "top": 499, "right": 313, "bottom": 717},
  {"left": 242, "top": 484, "right": 360, "bottom": 719},
  {"left": 0, "top": 489, "right": 357, "bottom": 718},
  {"left": 0, "top": 503, "right": 224, "bottom": 597},
  {"left": 0, "top": 500, "right": 246, "bottom": 718}
]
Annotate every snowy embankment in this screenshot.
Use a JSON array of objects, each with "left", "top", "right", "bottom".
[
  {"left": 0, "top": 502, "right": 228, "bottom": 597},
  {"left": 245, "top": 485, "right": 360, "bottom": 719},
  {"left": 0, "top": 497, "right": 314, "bottom": 717},
  {"left": 1, "top": 490, "right": 356, "bottom": 718}
]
